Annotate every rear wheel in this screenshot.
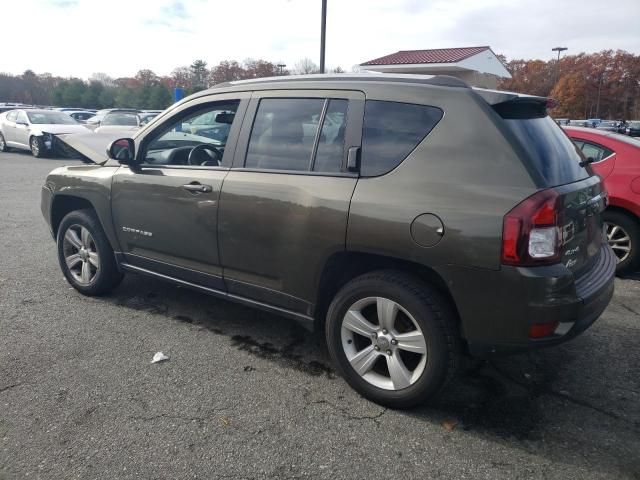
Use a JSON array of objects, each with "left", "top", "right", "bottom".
[
  {"left": 0, "top": 133, "right": 9, "bottom": 152},
  {"left": 30, "top": 136, "right": 45, "bottom": 158},
  {"left": 325, "top": 270, "right": 459, "bottom": 409},
  {"left": 57, "top": 209, "right": 123, "bottom": 295},
  {"left": 604, "top": 210, "right": 639, "bottom": 275}
]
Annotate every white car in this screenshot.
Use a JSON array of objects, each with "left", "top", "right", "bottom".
[
  {"left": 94, "top": 112, "right": 141, "bottom": 134},
  {"left": 0, "top": 109, "right": 89, "bottom": 157}
]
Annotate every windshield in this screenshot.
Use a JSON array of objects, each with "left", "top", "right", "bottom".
[
  {"left": 102, "top": 113, "right": 139, "bottom": 126},
  {"left": 502, "top": 116, "right": 590, "bottom": 186},
  {"left": 27, "top": 111, "right": 78, "bottom": 125}
]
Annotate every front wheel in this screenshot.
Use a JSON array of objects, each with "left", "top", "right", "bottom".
[
  {"left": 56, "top": 209, "right": 123, "bottom": 295},
  {"left": 325, "top": 271, "right": 459, "bottom": 409},
  {"left": 604, "top": 210, "right": 639, "bottom": 275},
  {"left": 30, "top": 136, "right": 45, "bottom": 158}
]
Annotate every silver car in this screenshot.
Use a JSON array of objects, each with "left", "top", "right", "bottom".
[{"left": 0, "top": 109, "right": 89, "bottom": 157}]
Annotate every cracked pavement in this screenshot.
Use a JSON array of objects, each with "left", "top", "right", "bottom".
[{"left": 1, "top": 153, "right": 639, "bottom": 479}]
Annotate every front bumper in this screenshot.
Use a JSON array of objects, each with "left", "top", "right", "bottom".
[
  {"left": 41, "top": 184, "right": 55, "bottom": 238},
  {"left": 437, "top": 245, "right": 616, "bottom": 356}
]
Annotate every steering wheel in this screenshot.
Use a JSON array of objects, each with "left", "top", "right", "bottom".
[{"left": 187, "top": 144, "right": 223, "bottom": 166}]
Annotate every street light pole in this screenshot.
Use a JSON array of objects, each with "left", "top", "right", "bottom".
[
  {"left": 320, "top": 0, "right": 327, "bottom": 73},
  {"left": 551, "top": 46, "right": 568, "bottom": 86}
]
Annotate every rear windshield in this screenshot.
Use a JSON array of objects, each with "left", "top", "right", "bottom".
[{"left": 502, "top": 116, "right": 589, "bottom": 186}]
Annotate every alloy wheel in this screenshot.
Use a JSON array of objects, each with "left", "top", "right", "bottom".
[
  {"left": 605, "top": 222, "right": 632, "bottom": 263},
  {"left": 0, "top": 134, "right": 5, "bottom": 151},
  {"left": 62, "top": 225, "right": 99, "bottom": 285},
  {"left": 30, "top": 137, "right": 40, "bottom": 156},
  {"left": 341, "top": 297, "right": 427, "bottom": 391}
]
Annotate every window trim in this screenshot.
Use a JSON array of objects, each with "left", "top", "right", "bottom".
[
  {"left": 359, "top": 100, "right": 444, "bottom": 178},
  {"left": 233, "top": 90, "right": 365, "bottom": 176},
  {"left": 134, "top": 95, "right": 249, "bottom": 171},
  {"left": 577, "top": 139, "right": 616, "bottom": 164}
]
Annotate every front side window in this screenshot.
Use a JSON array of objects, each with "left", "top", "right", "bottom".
[
  {"left": 142, "top": 100, "right": 239, "bottom": 167},
  {"left": 361, "top": 100, "right": 443, "bottom": 176}
]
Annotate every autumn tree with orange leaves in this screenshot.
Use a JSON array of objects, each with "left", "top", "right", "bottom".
[{"left": 500, "top": 50, "right": 640, "bottom": 120}]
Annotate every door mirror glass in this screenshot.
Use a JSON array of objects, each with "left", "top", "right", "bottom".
[{"left": 107, "top": 138, "right": 135, "bottom": 163}]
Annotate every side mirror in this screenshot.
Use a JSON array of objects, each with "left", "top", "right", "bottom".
[{"left": 107, "top": 138, "right": 136, "bottom": 164}]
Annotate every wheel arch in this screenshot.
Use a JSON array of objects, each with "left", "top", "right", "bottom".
[
  {"left": 314, "top": 251, "right": 461, "bottom": 333},
  {"left": 50, "top": 194, "right": 119, "bottom": 250},
  {"left": 606, "top": 204, "right": 640, "bottom": 225}
]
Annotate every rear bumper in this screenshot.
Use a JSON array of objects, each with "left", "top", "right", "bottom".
[{"left": 437, "top": 245, "right": 616, "bottom": 356}]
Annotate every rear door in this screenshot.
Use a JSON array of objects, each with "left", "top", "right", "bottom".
[
  {"left": 2, "top": 111, "right": 18, "bottom": 144},
  {"left": 218, "top": 90, "right": 364, "bottom": 315}
]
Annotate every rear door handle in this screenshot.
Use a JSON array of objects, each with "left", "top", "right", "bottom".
[{"left": 182, "top": 183, "right": 212, "bottom": 193}]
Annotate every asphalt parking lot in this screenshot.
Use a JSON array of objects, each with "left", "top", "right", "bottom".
[{"left": 0, "top": 151, "right": 639, "bottom": 480}]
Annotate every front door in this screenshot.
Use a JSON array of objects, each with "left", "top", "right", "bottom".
[
  {"left": 111, "top": 94, "right": 249, "bottom": 290},
  {"left": 218, "top": 90, "right": 364, "bottom": 315}
]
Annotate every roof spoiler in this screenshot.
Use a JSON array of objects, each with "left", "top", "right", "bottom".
[{"left": 473, "top": 88, "right": 550, "bottom": 119}]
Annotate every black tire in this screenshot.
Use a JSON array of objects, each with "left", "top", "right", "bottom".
[
  {"left": 603, "top": 210, "right": 639, "bottom": 275},
  {"left": 325, "top": 270, "right": 459, "bottom": 409},
  {"left": 30, "top": 135, "right": 45, "bottom": 158},
  {"left": 56, "top": 209, "right": 123, "bottom": 295},
  {"left": 0, "top": 132, "right": 9, "bottom": 152}
]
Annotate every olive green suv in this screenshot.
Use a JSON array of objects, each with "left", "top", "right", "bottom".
[{"left": 41, "top": 74, "right": 615, "bottom": 408}]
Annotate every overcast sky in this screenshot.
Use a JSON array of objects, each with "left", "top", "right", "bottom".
[{"left": 4, "top": 0, "right": 640, "bottom": 78}]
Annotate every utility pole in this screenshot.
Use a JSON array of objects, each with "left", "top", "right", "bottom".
[
  {"left": 551, "top": 46, "right": 568, "bottom": 86},
  {"left": 596, "top": 72, "right": 604, "bottom": 118},
  {"left": 320, "top": 0, "right": 327, "bottom": 73}
]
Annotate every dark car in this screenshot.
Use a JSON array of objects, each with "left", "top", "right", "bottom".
[
  {"left": 85, "top": 108, "right": 141, "bottom": 130},
  {"left": 596, "top": 121, "right": 620, "bottom": 132},
  {"left": 626, "top": 121, "right": 640, "bottom": 137},
  {"left": 41, "top": 74, "right": 614, "bottom": 408}
]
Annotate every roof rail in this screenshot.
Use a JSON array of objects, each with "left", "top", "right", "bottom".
[{"left": 213, "top": 73, "right": 470, "bottom": 90}]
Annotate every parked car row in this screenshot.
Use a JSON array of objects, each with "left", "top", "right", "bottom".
[
  {"left": 3, "top": 92, "right": 639, "bottom": 278},
  {"left": 0, "top": 107, "right": 161, "bottom": 157},
  {"left": 555, "top": 117, "right": 640, "bottom": 136}
]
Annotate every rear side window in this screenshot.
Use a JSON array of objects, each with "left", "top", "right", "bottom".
[
  {"left": 501, "top": 116, "right": 589, "bottom": 186},
  {"left": 245, "top": 98, "right": 324, "bottom": 171},
  {"left": 361, "top": 100, "right": 443, "bottom": 177},
  {"left": 578, "top": 141, "right": 614, "bottom": 163}
]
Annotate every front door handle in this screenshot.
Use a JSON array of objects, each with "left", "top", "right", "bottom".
[{"left": 182, "top": 183, "right": 212, "bottom": 193}]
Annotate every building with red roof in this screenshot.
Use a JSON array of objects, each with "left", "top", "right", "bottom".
[{"left": 360, "top": 46, "right": 511, "bottom": 88}]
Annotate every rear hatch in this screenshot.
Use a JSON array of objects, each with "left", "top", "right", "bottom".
[{"left": 478, "top": 89, "right": 606, "bottom": 276}]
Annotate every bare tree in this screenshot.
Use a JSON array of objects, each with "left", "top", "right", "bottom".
[
  {"left": 89, "top": 72, "right": 115, "bottom": 87},
  {"left": 294, "top": 58, "right": 319, "bottom": 75}
]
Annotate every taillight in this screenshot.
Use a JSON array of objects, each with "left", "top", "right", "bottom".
[{"left": 501, "top": 189, "right": 561, "bottom": 266}]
